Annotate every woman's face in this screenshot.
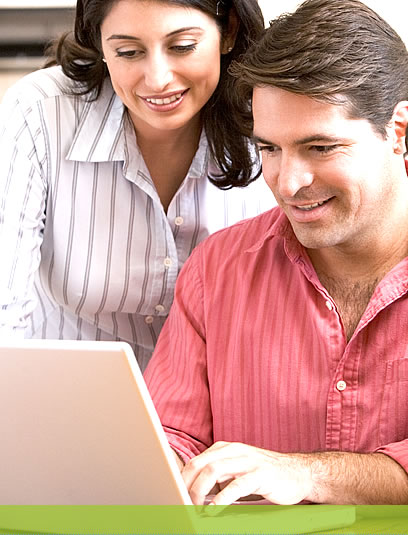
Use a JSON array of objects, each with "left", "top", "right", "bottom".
[{"left": 101, "top": 0, "right": 228, "bottom": 136}]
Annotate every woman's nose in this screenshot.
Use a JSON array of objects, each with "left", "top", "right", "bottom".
[{"left": 144, "top": 53, "right": 173, "bottom": 92}]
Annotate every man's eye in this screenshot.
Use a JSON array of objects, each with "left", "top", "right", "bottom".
[
  {"left": 258, "top": 146, "right": 278, "bottom": 154},
  {"left": 313, "top": 145, "right": 338, "bottom": 153}
]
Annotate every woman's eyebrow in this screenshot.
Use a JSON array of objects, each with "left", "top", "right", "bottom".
[
  {"left": 106, "top": 27, "right": 203, "bottom": 41},
  {"left": 166, "top": 26, "right": 203, "bottom": 37}
]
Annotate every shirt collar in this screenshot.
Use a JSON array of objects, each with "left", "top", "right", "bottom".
[
  {"left": 189, "top": 129, "right": 210, "bottom": 179},
  {"left": 67, "top": 78, "right": 126, "bottom": 163},
  {"left": 66, "top": 78, "right": 210, "bottom": 180},
  {"left": 248, "top": 206, "right": 408, "bottom": 300},
  {"left": 245, "top": 207, "right": 317, "bottom": 275},
  {"left": 245, "top": 208, "right": 300, "bottom": 255}
]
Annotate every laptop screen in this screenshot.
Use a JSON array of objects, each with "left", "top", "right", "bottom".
[{"left": 0, "top": 339, "right": 191, "bottom": 504}]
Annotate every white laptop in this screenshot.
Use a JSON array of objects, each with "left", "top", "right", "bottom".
[
  {"left": 0, "top": 339, "right": 356, "bottom": 533},
  {"left": 0, "top": 339, "right": 190, "bottom": 505}
]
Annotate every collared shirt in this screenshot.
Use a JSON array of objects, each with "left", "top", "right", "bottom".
[
  {"left": 0, "top": 66, "right": 275, "bottom": 370},
  {"left": 144, "top": 207, "right": 408, "bottom": 473}
]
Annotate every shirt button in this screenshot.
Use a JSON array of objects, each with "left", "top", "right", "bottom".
[
  {"left": 164, "top": 257, "right": 173, "bottom": 268},
  {"left": 175, "top": 216, "right": 184, "bottom": 226},
  {"left": 155, "top": 304, "right": 165, "bottom": 313},
  {"left": 145, "top": 316, "right": 154, "bottom": 324},
  {"left": 325, "top": 300, "right": 333, "bottom": 311},
  {"left": 336, "top": 380, "right": 347, "bottom": 392}
]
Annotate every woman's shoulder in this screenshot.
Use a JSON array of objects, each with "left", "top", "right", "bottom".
[
  {"left": 1, "top": 67, "right": 119, "bottom": 130},
  {"left": 4, "top": 66, "right": 73, "bottom": 103},
  {"left": 1, "top": 66, "right": 108, "bottom": 114}
]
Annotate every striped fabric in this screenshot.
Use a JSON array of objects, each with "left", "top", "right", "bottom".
[
  {"left": 0, "top": 66, "right": 276, "bottom": 371},
  {"left": 144, "top": 207, "right": 408, "bottom": 471}
]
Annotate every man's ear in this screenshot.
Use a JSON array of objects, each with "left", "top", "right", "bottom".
[
  {"left": 221, "top": 8, "right": 240, "bottom": 54},
  {"left": 390, "top": 101, "right": 408, "bottom": 155}
]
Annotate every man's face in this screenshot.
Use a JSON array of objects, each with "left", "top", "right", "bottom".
[{"left": 252, "top": 86, "right": 400, "bottom": 253}]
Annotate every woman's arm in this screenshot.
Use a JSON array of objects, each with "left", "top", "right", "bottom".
[{"left": 0, "top": 88, "right": 47, "bottom": 334}]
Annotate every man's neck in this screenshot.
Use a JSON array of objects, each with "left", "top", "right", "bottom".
[
  {"left": 307, "top": 225, "right": 408, "bottom": 284},
  {"left": 307, "top": 209, "right": 408, "bottom": 342}
]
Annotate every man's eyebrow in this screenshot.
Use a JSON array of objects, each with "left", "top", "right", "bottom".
[
  {"left": 106, "top": 27, "right": 203, "bottom": 41},
  {"left": 252, "top": 134, "right": 344, "bottom": 145},
  {"left": 293, "top": 134, "right": 344, "bottom": 145},
  {"left": 252, "top": 135, "right": 274, "bottom": 145}
]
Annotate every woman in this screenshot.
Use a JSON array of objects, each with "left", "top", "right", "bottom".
[{"left": 0, "top": 0, "right": 274, "bottom": 370}]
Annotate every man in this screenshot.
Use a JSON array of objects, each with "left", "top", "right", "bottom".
[{"left": 144, "top": 0, "right": 408, "bottom": 505}]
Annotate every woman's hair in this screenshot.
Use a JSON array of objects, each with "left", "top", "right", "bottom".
[
  {"left": 45, "top": 0, "right": 265, "bottom": 188},
  {"left": 230, "top": 0, "right": 408, "bottom": 150}
]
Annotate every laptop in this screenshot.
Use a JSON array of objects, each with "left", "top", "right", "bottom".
[
  {"left": 0, "top": 339, "right": 189, "bottom": 505},
  {"left": 0, "top": 339, "right": 356, "bottom": 533}
]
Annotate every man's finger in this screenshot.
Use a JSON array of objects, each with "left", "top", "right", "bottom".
[
  {"left": 186, "top": 457, "right": 250, "bottom": 504},
  {"left": 208, "top": 471, "right": 260, "bottom": 506}
]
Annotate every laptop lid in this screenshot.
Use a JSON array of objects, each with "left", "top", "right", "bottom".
[{"left": 0, "top": 339, "right": 192, "bottom": 505}]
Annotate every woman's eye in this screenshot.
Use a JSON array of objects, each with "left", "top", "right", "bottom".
[
  {"left": 116, "top": 49, "right": 143, "bottom": 58},
  {"left": 171, "top": 44, "right": 197, "bottom": 53}
]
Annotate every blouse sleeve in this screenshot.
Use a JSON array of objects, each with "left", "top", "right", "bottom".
[
  {"left": 144, "top": 246, "right": 213, "bottom": 462},
  {"left": 0, "top": 86, "right": 48, "bottom": 335}
]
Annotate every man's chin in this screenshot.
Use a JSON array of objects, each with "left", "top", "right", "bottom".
[{"left": 291, "top": 228, "right": 343, "bottom": 251}]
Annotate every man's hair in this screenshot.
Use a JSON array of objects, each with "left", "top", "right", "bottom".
[{"left": 230, "top": 0, "right": 408, "bottom": 145}]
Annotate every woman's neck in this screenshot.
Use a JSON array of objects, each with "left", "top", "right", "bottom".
[
  {"left": 130, "top": 113, "right": 203, "bottom": 212},
  {"left": 131, "top": 110, "right": 202, "bottom": 155}
]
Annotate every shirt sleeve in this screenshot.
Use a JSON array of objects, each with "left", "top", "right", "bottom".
[
  {"left": 0, "top": 87, "right": 47, "bottom": 335},
  {"left": 375, "top": 439, "right": 408, "bottom": 475},
  {"left": 144, "top": 245, "right": 213, "bottom": 461}
]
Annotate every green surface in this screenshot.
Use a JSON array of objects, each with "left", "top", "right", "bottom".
[{"left": 1, "top": 504, "right": 406, "bottom": 534}]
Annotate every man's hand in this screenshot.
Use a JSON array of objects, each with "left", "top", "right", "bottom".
[
  {"left": 181, "top": 441, "right": 408, "bottom": 506},
  {"left": 181, "top": 441, "right": 313, "bottom": 505}
]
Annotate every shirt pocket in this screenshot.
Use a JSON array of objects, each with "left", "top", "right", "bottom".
[{"left": 379, "top": 357, "right": 408, "bottom": 446}]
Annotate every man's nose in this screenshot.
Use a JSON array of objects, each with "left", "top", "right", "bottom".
[
  {"left": 276, "top": 154, "right": 314, "bottom": 198},
  {"left": 144, "top": 53, "right": 173, "bottom": 92}
]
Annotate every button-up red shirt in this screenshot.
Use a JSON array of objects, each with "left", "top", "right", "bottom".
[{"left": 144, "top": 207, "right": 408, "bottom": 474}]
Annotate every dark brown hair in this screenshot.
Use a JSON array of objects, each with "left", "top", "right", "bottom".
[
  {"left": 45, "top": 0, "right": 265, "bottom": 188},
  {"left": 230, "top": 0, "right": 408, "bottom": 153}
]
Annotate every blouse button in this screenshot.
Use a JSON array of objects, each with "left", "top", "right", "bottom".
[
  {"left": 336, "top": 380, "right": 347, "bottom": 392},
  {"left": 175, "top": 216, "right": 184, "bottom": 226},
  {"left": 145, "top": 316, "right": 154, "bottom": 324},
  {"left": 155, "top": 304, "right": 165, "bottom": 313},
  {"left": 164, "top": 257, "right": 173, "bottom": 268},
  {"left": 325, "top": 300, "right": 333, "bottom": 311}
]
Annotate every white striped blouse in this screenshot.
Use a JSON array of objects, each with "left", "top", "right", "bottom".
[{"left": 0, "top": 66, "right": 276, "bottom": 370}]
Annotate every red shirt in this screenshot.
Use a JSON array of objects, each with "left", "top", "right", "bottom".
[{"left": 144, "top": 207, "right": 408, "bottom": 473}]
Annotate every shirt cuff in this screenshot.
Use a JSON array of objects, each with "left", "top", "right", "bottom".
[
  {"left": 375, "top": 438, "right": 408, "bottom": 474},
  {"left": 164, "top": 426, "right": 207, "bottom": 464}
]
